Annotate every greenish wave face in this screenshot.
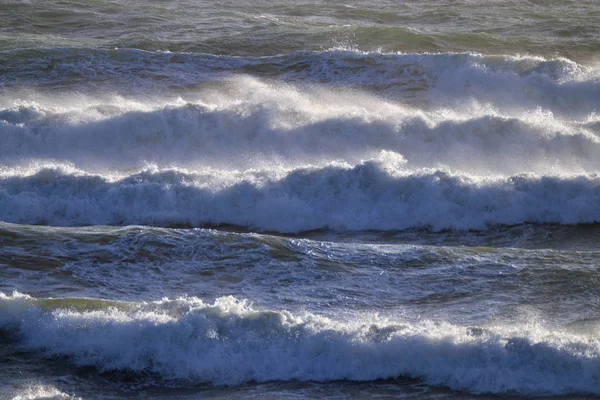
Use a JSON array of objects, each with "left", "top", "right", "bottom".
[{"left": 2, "top": 222, "right": 600, "bottom": 328}]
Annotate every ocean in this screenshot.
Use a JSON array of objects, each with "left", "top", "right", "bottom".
[{"left": 1, "top": 0, "right": 600, "bottom": 398}]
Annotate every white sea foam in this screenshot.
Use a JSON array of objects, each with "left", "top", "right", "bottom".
[
  {"left": 2, "top": 50, "right": 598, "bottom": 117},
  {"left": 1, "top": 292, "right": 599, "bottom": 396},
  {"left": 1, "top": 76, "right": 599, "bottom": 175},
  {"left": 1, "top": 63, "right": 599, "bottom": 232},
  {"left": 10, "top": 385, "right": 75, "bottom": 400},
  {"left": 1, "top": 155, "right": 599, "bottom": 231}
]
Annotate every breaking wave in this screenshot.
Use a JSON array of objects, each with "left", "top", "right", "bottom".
[
  {"left": 1, "top": 292, "right": 599, "bottom": 396},
  {"left": 1, "top": 49, "right": 599, "bottom": 115},
  {"left": 1, "top": 75, "right": 600, "bottom": 172},
  {"left": 2, "top": 56, "right": 599, "bottom": 232},
  {"left": 2, "top": 155, "right": 600, "bottom": 232}
]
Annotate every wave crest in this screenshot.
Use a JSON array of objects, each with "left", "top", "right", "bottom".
[
  {"left": 1, "top": 292, "right": 599, "bottom": 395},
  {"left": 1, "top": 158, "right": 600, "bottom": 231}
]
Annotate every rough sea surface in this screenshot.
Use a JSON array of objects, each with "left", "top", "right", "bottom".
[{"left": 1, "top": 1, "right": 600, "bottom": 399}]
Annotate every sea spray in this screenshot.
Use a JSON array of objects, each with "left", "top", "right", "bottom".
[{"left": 2, "top": 76, "right": 599, "bottom": 174}]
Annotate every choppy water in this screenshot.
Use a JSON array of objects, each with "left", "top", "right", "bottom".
[{"left": 2, "top": 1, "right": 600, "bottom": 399}]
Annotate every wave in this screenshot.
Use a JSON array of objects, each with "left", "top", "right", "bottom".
[
  {"left": 1, "top": 49, "right": 598, "bottom": 115},
  {"left": 10, "top": 385, "right": 77, "bottom": 400},
  {"left": 1, "top": 292, "right": 599, "bottom": 395},
  {"left": 1, "top": 76, "right": 600, "bottom": 173},
  {"left": 2, "top": 0, "right": 599, "bottom": 62},
  {"left": 1, "top": 157, "right": 600, "bottom": 232}
]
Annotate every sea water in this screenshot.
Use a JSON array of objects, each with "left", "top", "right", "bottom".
[{"left": 1, "top": 1, "right": 600, "bottom": 398}]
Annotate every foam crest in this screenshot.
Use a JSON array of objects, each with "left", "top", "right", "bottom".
[
  {"left": 1, "top": 292, "right": 599, "bottom": 395},
  {"left": 1, "top": 49, "right": 598, "bottom": 115},
  {"left": 2, "top": 156, "right": 600, "bottom": 231},
  {"left": 11, "top": 385, "right": 76, "bottom": 400},
  {"left": 1, "top": 77, "right": 600, "bottom": 174}
]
